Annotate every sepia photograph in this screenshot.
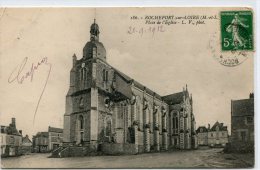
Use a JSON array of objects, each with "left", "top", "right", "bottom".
[{"left": 0, "top": 7, "right": 255, "bottom": 168}]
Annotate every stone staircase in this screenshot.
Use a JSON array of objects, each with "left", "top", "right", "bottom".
[{"left": 51, "top": 144, "right": 98, "bottom": 158}]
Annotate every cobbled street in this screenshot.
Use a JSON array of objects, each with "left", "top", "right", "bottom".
[{"left": 1, "top": 148, "right": 254, "bottom": 169}]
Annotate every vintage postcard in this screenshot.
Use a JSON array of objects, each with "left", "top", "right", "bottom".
[{"left": 0, "top": 7, "right": 255, "bottom": 168}]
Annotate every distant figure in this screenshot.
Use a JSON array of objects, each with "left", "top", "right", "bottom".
[{"left": 226, "top": 14, "right": 249, "bottom": 49}]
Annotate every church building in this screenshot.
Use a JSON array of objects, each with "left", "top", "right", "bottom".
[{"left": 58, "top": 20, "right": 197, "bottom": 156}]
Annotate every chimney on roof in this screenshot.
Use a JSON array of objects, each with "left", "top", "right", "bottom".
[
  {"left": 11, "top": 118, "right": 16, "bottom": 128},
  {"left": 249, "top": 93, "right": 254, "bottom": 99},
  {"left": 19, "top": 130, "right": 22, "bottom": 135},
  {"left": 208, "top": 124, "right": 210, "bottom": 130}
]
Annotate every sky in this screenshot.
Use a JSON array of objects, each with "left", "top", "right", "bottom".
[{"left": 0, "top": 8, "right": 254, "bottom": 138}]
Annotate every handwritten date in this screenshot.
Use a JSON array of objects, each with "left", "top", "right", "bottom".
[{"left": 127, "top": 25, "right": 165, "bottom": 36}]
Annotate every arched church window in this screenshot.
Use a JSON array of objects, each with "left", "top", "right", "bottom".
[
  {"left": 172, "top": 111, "right": 178, "bottom": 134},
  {"left": 102, "top": 69, "right": 109, "bottom": 83},
  {"left": 79, "top": 97, "right": 84, "bottom": 108},
  {"left": 105, "top": 70, "right": 108, "bottom": 81},
  {"left": 83, "top": 68, "right": 87, "bottom": 80},
  {"left": 79, "top": 115, "right": 84, "bottom": 130},
  {"left": 103, "top": 69, "right": 106, "bottom": 82},
  {"left": 80, "top": 63, "right": 87, "bottom": 82}
]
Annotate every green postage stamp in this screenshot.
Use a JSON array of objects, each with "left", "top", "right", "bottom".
[{"left": 221, "top": 11, "right": 253, "bottom": 51}]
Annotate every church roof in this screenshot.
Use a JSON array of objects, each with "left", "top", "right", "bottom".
[
  {"left": 231, "top": 98, "right": 254, "bottom": 117},
  {"left": 113, "top": 68, "right": 162, "bottom": 100},
  {"left": 162, "top": 91, "right": 188, "bottom": 105},
  {"left": 83, "top": 41, "right": 106, "bottom": 60}
]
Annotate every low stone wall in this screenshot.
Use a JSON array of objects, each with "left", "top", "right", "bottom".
[
  {"left": 224, "top": 141, "right": 254, "bottom": 153},
  {"left": 101, "top": 143, "right": 138, "bottom": 155}
]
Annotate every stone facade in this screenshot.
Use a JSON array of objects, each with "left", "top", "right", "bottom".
[
  {"left": 48, "top": 126, "right": 63, "bottom": 151},
  {"left": 33, "top": 126, "right": 63, "bottom": 152},
  {"left": 197, "top": 122, "right": 228, "bottom": 147},
  {"left": 207, "top": 122, "right": 228, "bottom": 147},
  {"left": 163, "top": 87, "right": 198, "bottom": 150},
  {"left": 60, "top": 20, "right": 197, "bottom": 156},
  {"left": 0, "top": 118, "right": 22, "bottom": 157},
  {"left": 19, "top": 135, "right": 33, "bottom": 155},
  {"left": 229, "top": 93, "right": 254, "bottom": 152},
  {"left": 196, "top": 126, "right": 208, "bottom": 146},
  {"left": 33, "top": 132, "right": 49, "bottom": 153}
]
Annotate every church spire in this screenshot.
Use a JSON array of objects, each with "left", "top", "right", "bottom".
[{"left": 90, "top": 19, "right": 99, "bottom": 41}]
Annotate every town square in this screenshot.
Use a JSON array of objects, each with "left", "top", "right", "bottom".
[{"left": 0, "top": 7, "right": 255, "bottom": 169}]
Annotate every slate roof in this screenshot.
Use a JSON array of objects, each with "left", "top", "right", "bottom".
[
  {"left": 231, "top": 98, "right": 254, "bottom": 117},
  {"left": 36, "top": 132, "right": 49, "bottom": 138},
  {"left": 210, "top": 121, "right": 228, "bottom": 132},
  {"left": 162, "top": 91, "right": 189, "bottom": 105},
  {"left": 1, "top": 125, "right": 22, "bottom": 136},
  {"left": 22, "top": 135, "right": 32, "bottom": 143},
  {"left": 113, "top": 68, "right": 162, "bottom": 100},
  {"left": 48, "top": 126, "right": 63, "bottom": 133},
  {"left": 196, "top": 126, "right": 208, "bottom": 133}
]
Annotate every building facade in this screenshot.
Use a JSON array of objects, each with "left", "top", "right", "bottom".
[
  {"left": 207, "top": 122, "right": 228, "bottom": 147},
  {"left": 0, "top": 118, "right": 22, "bottom": 157},
  {"left": 33, "top": 126, "right": 63, "bottom": 152},
  {"left": 59, "top": 21, "right": 197, "bottom": 156},
  {"left": 197, "top": 122, "right": 228, "bottom": 147},
  {"left": 196, "top": 126, "right": 208, "bottom": 146},
  {"left": 19, "top": 134, "right": 33, "bottom": 155},
  {"left": 230, "top": 93, "right": 254, "bottom": 152},
  {"left": 48, "top": 126, "right": 63, "bottom": 151},
  {"left": 33, "top": 132, "right": 49, "bottom": 153}
]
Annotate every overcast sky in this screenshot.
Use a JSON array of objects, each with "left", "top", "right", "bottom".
[{"left": 0, "top": 8, "right": 253, "bottom": 138}]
